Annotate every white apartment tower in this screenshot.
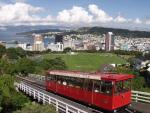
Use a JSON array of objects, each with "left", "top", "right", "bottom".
[
  {"left": 32, "top": 34, "right": 45, "bottom": 51},
  {"left": 105, "top": 32, "right": 114, "bottom": 51}
]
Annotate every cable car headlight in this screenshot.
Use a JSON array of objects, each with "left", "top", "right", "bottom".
[{"left": 112, "top": 81, "right": 114, "bottom": 85}]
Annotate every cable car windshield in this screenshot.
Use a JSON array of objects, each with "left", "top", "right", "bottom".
[
  {"left": 115, "top": 79, "right": 131, "bottom": 94},
  {"left": 94, "top": 80, "right": 113, "bottom": 95}
]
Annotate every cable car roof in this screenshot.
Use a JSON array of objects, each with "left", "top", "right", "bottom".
[{"left": 47, "top": 70, "right": 134, "bottom": 81}]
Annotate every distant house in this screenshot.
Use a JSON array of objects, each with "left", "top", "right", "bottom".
[
  {"left": 131, "top": 57, "right": 150, "bottom": 72},
  {"left": 47, "top": 42, "right": 63, "bottom": 51}
]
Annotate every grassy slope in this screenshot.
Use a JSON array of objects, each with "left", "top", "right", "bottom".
[{"left": 43, "top": 53, "right": 126, "bottom": 72}]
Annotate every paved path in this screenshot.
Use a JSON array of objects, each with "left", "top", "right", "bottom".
[{"left": 130, "top": 102, "right": 150, "bottom": 113}]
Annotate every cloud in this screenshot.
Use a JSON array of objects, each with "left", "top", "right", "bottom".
[
  {"left": 56, "top": 4, "right": 114, "bottom": 26},
  {"left": 11, "top": 0, "right": 26, "bottom": 3},
  {"left": 88, "top": 4, "right": 113, "bottom": 23},
  {"left": 145, "top": 21, "right": 150, "bottom": 25},
  {"left": 114, "top": 15, "right": 127, "bottom": 23},
  {"left": 134, "top": 18, "right": 142, "bottom": 24},
  {"left": 0, "top": 2, "right": 54, "bottom": 25},
  {"left": 57, "top": 6, "right": 93, "bottom": 25},
  {"left": 143, "top": 18, "right": 150, "bottom": 25},
  {"left": 0, "top": 3, "right": 148, "bottom": 29},
  {"left": 56, "top": 4, "right": 150, "bottom": 28}
]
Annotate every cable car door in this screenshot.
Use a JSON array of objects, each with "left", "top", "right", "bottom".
[{"left": 83, "top": 79, "right": 93, "bottom": 104}]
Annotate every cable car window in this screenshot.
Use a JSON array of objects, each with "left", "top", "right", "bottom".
[
  {"left": 68, "top": 77, "right": 74, "bottom": 87},
  {"left": 47, "top": 74, "right": 56, "bottom": 81},
  {"left": 94, "top": 80, "right": 112, "bottom": 95},
  {"left": 124, "top": 79, "right": 131, "bottom": 91},
  {"left": 55, "top": 75, "right": 84, "bottom": 88},
  {"left": 51, "top": 75, "right": 57, "bottom": 81},
  {"left": 70, "top": 77, "right": 84, "bottom": 88},
  {"left": 84, "top": 79, "right": 93, "bottom": 91},
  {"left": 115, "top": 81, "right": 123, "bottom": 94},
  {"left": 57, "top": 75, "right": 68, "bottom": 85},
  {"left": 101, "top": 81, "right": 112, "bottom": 95},
  {"left": 94, "top": 80, "right": 101, "bottom": 93},
  {"left": 57, "top": 75, "right": 63, "bottom": 84},
  {"left": 115, "top": 79, "right": 131, "bottom": 94}
]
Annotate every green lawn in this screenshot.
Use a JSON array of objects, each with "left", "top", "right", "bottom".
[{"left": 43, "top": 53, "right": 127, "bottom": 72}]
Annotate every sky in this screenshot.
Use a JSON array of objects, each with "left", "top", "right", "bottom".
[{"left": 0, "top": 0, "right": 150, "bottom": 30}]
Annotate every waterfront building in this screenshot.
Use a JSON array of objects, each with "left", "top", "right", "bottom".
[{"left": 32, "top": 34, "right": 45, "bottom": 51}]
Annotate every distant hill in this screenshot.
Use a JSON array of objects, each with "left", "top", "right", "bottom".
[
  {"left": 0, "top": 25, "right": 71, "bottom": 42},
  {"left": 7, "top": 26, "right": 150, "bottom": 39},
  {"left": 17, "top": 29, "right": 64, "bottom": 35},
  {"left": 77, "top": 27, "right": 150, "bottom": 38}
]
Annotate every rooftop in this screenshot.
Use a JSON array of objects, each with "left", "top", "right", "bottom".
[{"left": 47, "top": 70, "right": 134, "bottom": 81}]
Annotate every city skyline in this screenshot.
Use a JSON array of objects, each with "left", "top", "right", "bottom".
[{"left": 0, "top": 0, "right": 150, "bottom": 30}]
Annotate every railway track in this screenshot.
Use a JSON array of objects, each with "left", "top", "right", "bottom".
[
  {"left": 16, "top": 76, "right": 140, "bottom": 113},
  {"left": 16, "top": 76, "right": 45, "bottom": 89}
]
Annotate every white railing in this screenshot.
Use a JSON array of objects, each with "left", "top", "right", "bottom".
[
  {"left": 16, "top": 82, "right": 89, "bottom": 113},
  {"left": 132, "top": 90, "right": 150, "bottom": 103}
]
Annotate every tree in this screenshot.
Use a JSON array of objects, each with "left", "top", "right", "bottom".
[
  {"left": 16, "top": 58, "right": 35, "bottom": 76},
  {"left": 16, "top": 47, "right": 26, "bottom": 58},
  {"left": 63, "top": 47, "right": 72, "bottom": 53},
  {"left": 50, "top": 57, "right": 67, "bottom": 70},
  {"left": 6, "top": 48, "right": 18, "bottom": 60},
  {"left": 0, "top": 45, "right": 6, "bottom": 58},
  {"left": 0, "top": 74, "right": 15, "bottom": 112},
  {"left": 0, "top": 58, "right": 18, "bottom": 75},
  {"left": 0, "top": 59, "right": 10, "bottom": 75},
  {"left": 132, "top": 76, "right": 147, "bottom": 90},
  {"left": 39, "top": 59, "right": 52, "bottom": 70},
  {"left": 113, "top": 66, "right": 136, "bottom": 74},
  {"left": 14, "top": 103, "right": 56, "bottom": 113},
  {"left": 144, "top": 53, "right": 150, "bottom": 60},
  {"left": 114, "top": 66, "right": 147, "bottom": 91},
  {"left": 45, "top": 49, "right": 51, "bottom": 53},
  {"left": 0, "top": 74, "right": 29, "bottom": 113},
  {"left": 113, "top": 50, "right": 142, "bottom": 56},
  {"left": 39, "top": 57, "right": 67, "bottom": 71}
]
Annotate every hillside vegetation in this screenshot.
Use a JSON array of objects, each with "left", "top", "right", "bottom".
[
  {"left": 17, "top": 26, "right": 150, "bottom": 38},
  {"left": 77, "top": 27, "right": 150, "bottom": 38}
]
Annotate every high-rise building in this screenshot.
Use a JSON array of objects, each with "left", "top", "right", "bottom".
[
  {"left": 55, "top": 35, "right": 63, "bottom": 44},
  {"left": 32, "top": 34, "right": 45, "bottom": 51},
  {"left": 105, "top": 32, "right": 114, "bottom": 51}
]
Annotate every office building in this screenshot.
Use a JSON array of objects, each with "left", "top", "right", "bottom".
[
  {"left": 105, "top": 32, "right": 114, "bottom": 51},
  {"left": 55, "top": 35, "right": 63, "bottom": 43},
  {"left": 32, "top": 34, "right": 45, "bottom": 51}
]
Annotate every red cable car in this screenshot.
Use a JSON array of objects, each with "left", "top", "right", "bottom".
[{"left": 45, "top": 70, "right": 134, "bottom": 112}]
